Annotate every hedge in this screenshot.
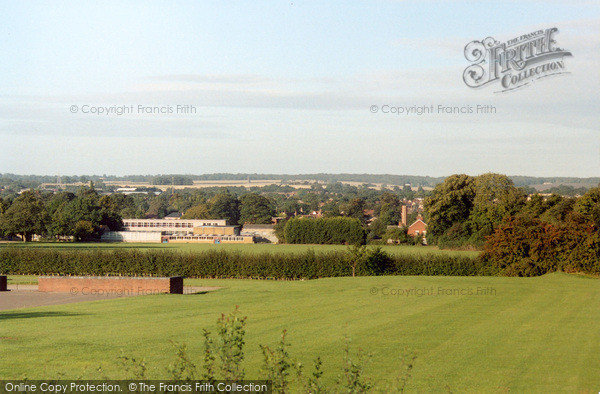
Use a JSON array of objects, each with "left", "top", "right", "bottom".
[
  {"left": 0, "top": 247, "right": 490, "bottom": 279},
  {"left": 283, "top": 217, "right": 366, "bottom": 245}
]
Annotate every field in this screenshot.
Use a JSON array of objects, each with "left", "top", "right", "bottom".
[
  {"left": 98, "top": 179, "right": 433, "bottom": 191},
  {"left": 0, "top": 242, "right": 479, "bottom": 258},
  {"left": 1, "top": 273, "right": 598, "bottom": 391}
]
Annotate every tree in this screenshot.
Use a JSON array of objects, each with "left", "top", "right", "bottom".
[
  {"left": 343, "top": 198, "right": 367, "bottom": 225},
  {"left": 300, "top": 193, "right": 321, "bottom": 213},
  {"left": 347, "top": 244, "right": 367, "bottom": 277},
  {"left": 321, "top": 200, "right": 341, "bottom": 217},
  {"left": 481, "top": 213, "right": 600, "bottom": 276},
  {"left": 239, "top": 193, "right": 274, "bottom": 224},
  {"left": 368, "top": 218, "right": 387, "bottom": 239},
  {"left": 575, "top": 186, "right": 600, "bottom": 227},
  {"left": 98, "top": 195, "right": 124, "bottom": 230},
  {"left": 146, "top": 197, "right": 168, "bottom": 218},
  {"left": 110, "top": 193, "right": 139, "bottom": 219},
  {"left": 540, "top": 196, "right": 575, "bottom": 225},
  {"left": 183, "top": 203, "right": 211, "bottom": 219},
  {"left": 0, "top": 190, "right": 49, "bottom": 241},
  {"left": 383, "top": 226, "right": 410, "bottom": 244},
  {"left": 424, "top": 174, "right": 475, "bottom": 237},
  {"left": 150, "top": 175, "right": 193, "bottom": 185},
  {"left": 402, "top": 184, "right": 415, "bottom": 200},
  {"left": 468, "top": 173, "right": 526, "bottom": 238},
  {"left": 168, "top": 192, "right": 192, "bottom": 214},
  {"left": 377, "top": 192, "right": 402, "bottom": 225},
  {"left": 210, "top": 190, "right": 240, "bottom": 225},
  {"left": 520, "top": 194, "right": 547, "bottom": 218},
  {"left": 0, "top": 197, "right": 8, "bottom": 214},
  {"left": 279, "top": 199, "right": 301, "bottom": 217},
  {"left": 73, "top": 220, "right": 95, "bottom": 241},
  {"left": 47, "top": 187, "right": 122, "bottom": 240},
  {"left": 45, "top": 191, "right": 75, "bottom": 217}
]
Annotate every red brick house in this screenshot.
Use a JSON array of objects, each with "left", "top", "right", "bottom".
[{"left": 407, "top": 215, "right": 427, "bottom": 236}]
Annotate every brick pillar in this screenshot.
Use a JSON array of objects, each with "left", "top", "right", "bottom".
[{"left": 169, "top": 276, "right": 184, "bottom": 294}]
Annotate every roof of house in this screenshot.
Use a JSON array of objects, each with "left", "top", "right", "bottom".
[
  {"left": 165, "top": 212, "right": 182, "bottom": 218},
  {"left": 408, "top": 218, "right": 427, "bottom": 228}
]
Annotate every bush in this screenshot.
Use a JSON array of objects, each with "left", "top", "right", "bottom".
[
  {"left": 480, "top": 215, "right": 600, "bottom": 276},
  {"left": 383, "top": 227, "right": 411, "bottom": 244}
]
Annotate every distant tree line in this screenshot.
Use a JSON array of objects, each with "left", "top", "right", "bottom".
[
  {"left": 2, "top": 173, "right": 597, "bottom": 199},
  {"left": 150, "top": 175, "right": 194, "bottom": 185},
  {"left": 0, "top": 186, "right": 122, "bottom": 241}
]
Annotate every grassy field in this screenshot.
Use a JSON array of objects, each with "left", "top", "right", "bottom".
[
  {"left": 1, "top": 273, "right": 598, "bottom": 391},
  {"left": 0, "top": 242, "right": 479, "bottom": 258}
]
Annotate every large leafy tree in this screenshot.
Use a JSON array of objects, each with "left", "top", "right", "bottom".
[
  {"left": 98, "top": 195, "right": 124, "bottom": 230},
  {"left": 575, "top": 186, "right": 600, "bottom": 227},
  {"left": 424, "top": 174, "right": 475, "bottom": 236},
  {"left": 45, "top": 191, "right": 75, "bottom": 217},
  {"left": 182, "top": 203, "right": 211, "bottom": 219},
  {"left": 321, "top": 200, "right": 341, "bottom": 217},
  {"left": 0, "top": 190, "right": 49, "bottom": 241},
  {"left": 48, "top": 187, "right": 122, "bottom": 240},
  {"left": 299, "top": 192, "right": 321, "bottom": 213},
  {"left": 377, "top": 192, "right": 402, "bottom": 225},
  {"left": 209, "top": 190, "right": 240, "bottom": 224},
  {"left": 468, "top": 173, "right": 527, "bottom": 237},
  {"left": 239, "top": 193, "right": 274, "bottom": 224},
  {"left": 168, "top": 192, "right": 192, "bottom": 214},
  {"left": 0, "top": 197, "right": 9, "bottom": 214},
  {"left": 402, "top": 184, "right": 415, "bottom": 200},
  {"left": 145, "top": 196, "right": 168, "bottom": 218},
  {"left": 520, "top": 194, "right": 548, "bottom": 218},
  {"left": 343, "top": 198, "right": 367, "bottom": 225},
  {"left": 279, "top": 199, "right": 301, "bottom": 217}
]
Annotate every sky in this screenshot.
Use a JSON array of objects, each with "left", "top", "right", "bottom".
[{"left": 1, "top": 1, "right": 599, "bottom": 177}]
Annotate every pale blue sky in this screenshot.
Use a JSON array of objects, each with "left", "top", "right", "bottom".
[{"left": 1, "top": 1, "right": 599, "bottom": 176}]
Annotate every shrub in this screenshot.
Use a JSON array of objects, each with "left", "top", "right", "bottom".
[{"left": 480, "top": 215, "right": 600, "bottom": 276}]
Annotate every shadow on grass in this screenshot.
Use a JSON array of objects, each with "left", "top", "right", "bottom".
[{"left": 0, "top": 311, "right": 86, "bottom": 321}]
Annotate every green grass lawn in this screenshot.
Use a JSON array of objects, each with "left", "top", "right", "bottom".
[
  {"left": 1, "top": 273, "right": 598, "bottom": 391},
  {"left": 0, "top": 241, "right": 479, "bottom": 258}
]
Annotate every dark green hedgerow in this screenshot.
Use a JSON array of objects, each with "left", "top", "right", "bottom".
[{"left": 0, "top": 247, "right": 492, "bottom": 279}]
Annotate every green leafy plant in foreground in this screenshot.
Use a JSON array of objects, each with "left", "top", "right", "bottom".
[{"left": 110, "top": 307, "right": 415, "bottom": 392}]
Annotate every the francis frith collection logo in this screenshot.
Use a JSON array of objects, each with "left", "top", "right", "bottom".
[{"left": 463, "top": 27, "right": 572, "bottom": 92}]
